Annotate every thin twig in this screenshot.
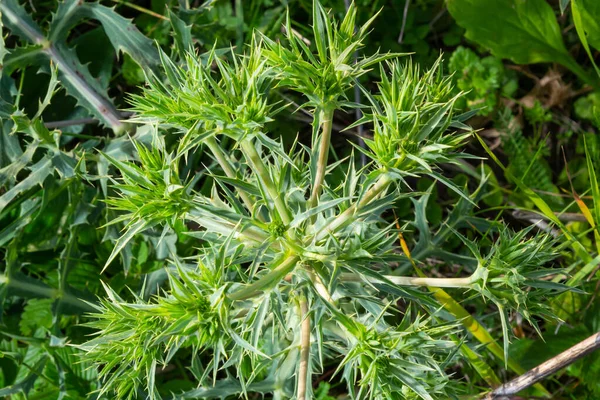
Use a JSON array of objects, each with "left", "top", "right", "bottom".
[
  {"left": 344, "top": 0, "right": 367, "bottom": 166},
  {"left": 397, "top": 0, "right": 411, "bottom": 44},
  {"left": 110, "top": 0, "right": 168, "bottom": 20},
  {"left": 297, "top": 297, "right": 311, "bottom": 400},
  {"left": 44, "top": 112, "right": 133, "bottom": 129},
  {"left": 511, "top": 210, "right": 587, "bottom": 223},
  {"left": 44, "top": 117, "right": 100, "bottom": 129},
  {"left": 281, "top": 26, "right": 311, "bottom": 46},
  {"left": 483, "top": 331, "right": 600, "bottom": 399},
  {"left": 428, "top": 6, "right": 446, "bottom": 29}
]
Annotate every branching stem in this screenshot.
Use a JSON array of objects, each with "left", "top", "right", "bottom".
[
  {"left": 1, "top": 273, "right": 94, "bottom": 312},
  {"left": 340, "top": 273, "right": 477, "bottom": 288},
  {"left": 304, "top": 267, "right": 334, "bottom": 303},
  {"left": 240, "top": 139, "right": 292, "bottom": 225},
  {"left": 315, "top": 172, "right": 392, "bottom": 241},
  {"left": 228, "top": 254, "right": 299, "bottom": 301},
  {"left": 205, "top": 136, "right": 260, "bottom": 218},
  {"left": 309, "top": 107, "right": 335, "bottom": 208},
  {"left": 297, "top": 296, "right": 311, "bottom": 400}
]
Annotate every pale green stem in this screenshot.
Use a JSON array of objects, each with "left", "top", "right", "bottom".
[
  {"left": 1, "top": 273, "right": 94, "bottom": 312},
  {"left": 205, "top": 136, "right": 260, "bottom": 219},
  {"left": 410, "top": 266, "right": 551, "bottom": 396},
  {"left": 306, "top": 267, "right": 334, "bottom": 303},
  {"left": 309, "top": 108, "right": 334, "bottom": 208},
  {"left": 228, "top": 254, "right": 299, "bottom": 301},
  {"left": 315, "top": 173, "right": 392, "bottom": 242},
  {"left": 297, "top": 296, "right": 310, "bottom": 400},
  {"left": 340, "top": 273, "right": 477, "bottom": 288},
  {"left": 186, "top": 213, "right": 269, "bottom": 243},
  {"left": 240, "top": 140, "right": 292, "bottom": 225}
]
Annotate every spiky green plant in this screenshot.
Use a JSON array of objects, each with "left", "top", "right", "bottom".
[{"left": 78, "top": 2, "right": 572, "bottom": 399}]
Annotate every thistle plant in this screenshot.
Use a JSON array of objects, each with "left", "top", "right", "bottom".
[{"left": 79, "top": 2, "right": 571, "bottom": 399}]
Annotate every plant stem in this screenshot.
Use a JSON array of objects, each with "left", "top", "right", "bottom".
[
  {"left": 306, "top": 268, "right": 334, "bottom": 303},
  {"left": 340, "top": 273, "right": 476, "bottom": 288},
  {"left": 2, "top": 273, "right": 94, "bottom": 312},
  {"left": 315, "top": 172, "right": 392, "bottom": 242},
  {"left": 186, "top": 212, "right": 269, "bottom": 243},
  {"left": 428, "top": 282, "right": 550, "bottom": 396},
  {"left": 297, "top": 296, "right": 311, "bottom": 400},
  {"left": 397, "top": 218, "right": 550, "bottom": 395},
  {"left": 205, "top": 136, "right": 259, "bottom": 217},
  {"left": 228, "top": 255, "right": 299, "bottom": 301},
  {"left": 240, "top": 139, "right": 292, "bottom": 225},
  {"left": 484, "top": 331, "right": 600, "bottom": 399},
  {"left": 562, "top": 56, "right": 600, "bottom": 90},
  {"left": 309, "top": 107, "right": 334, "bottom": 208},
  {"left": 0, "top": 1, "right": 126, "bottom": 133}
]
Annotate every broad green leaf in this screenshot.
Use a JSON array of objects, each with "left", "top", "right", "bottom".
[
  {"left": 572, "top": 0, "right": 600, "bottom": 51},
  {"left": 447, "top": 0, "right": 597, "bottom": 86},
  {"left": 19, "top": 298, "right": 53, "bottom": 336},
  {"left": 0, "top": 157, "right": 52, "bottom": 213},
  {"left": 572, "top": 0, "right": 600, "bottom": 78},
  {"left": 447, "top": 0, "right": 566, "bottom": 64}
]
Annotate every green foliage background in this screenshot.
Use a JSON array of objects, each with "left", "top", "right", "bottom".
[{"left": 1, "top": 0, "right": 600, "bottom": 399}]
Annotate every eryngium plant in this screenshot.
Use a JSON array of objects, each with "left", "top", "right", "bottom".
[{"left": 79, "top": 2, "right": 569, "bottom": 399}]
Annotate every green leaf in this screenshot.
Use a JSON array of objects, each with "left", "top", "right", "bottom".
[
  {"left": 0, "top": 140, "right": 38, "bottom": 187},
  {"left": 1, "top": 0, "right": 125, "bottom": 132},
  {"left": 312, "top": 0, "right": 329, "bottom": 64},
  {"left": 0, "top": 157, "right": 52, "bottom": 214},
  {"left": 0, "top": 355, "right": 48, "bottom": 397},
  {"left": 169, "top": 10, "right": 193, "bottom": 56},
  {"left": 103, "top": 219, "right": 155, "bottom": 272},
  {"left": 52, "top": 44, "right": 125, "bottom": 132},
  {"left": 447, "top": 0, "right": 567, "bottom": 64},
  {"left": 49, "top": 0, "right": 159, "bottom": 72},
  {"left": 0, "top": 0, "right": 45, "bottom": 44},
  {"left": 80, "top": 3, "right": 159, "bottom": 73},
  {"left": 447, "top": 0, "right": 597, "bottom": 86},
  {"left": 572, "top": 0, "right": 600, "bottom": 51},
  {"left": 0, "top": 7, "right": 8, "bottom": 65},
  {"left": 19, "top": 299, "right": 54, "bottom": 336},
  {"left": 572, "top": 0, "right": 600, "bottom": 77}
]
